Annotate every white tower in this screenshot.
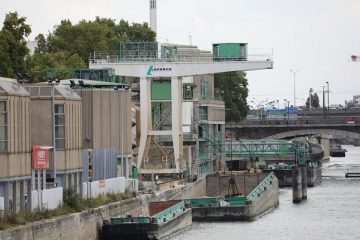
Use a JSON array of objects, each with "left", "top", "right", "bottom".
[{"left": 149, "top": 0, "right": 157, "bottom": 36}]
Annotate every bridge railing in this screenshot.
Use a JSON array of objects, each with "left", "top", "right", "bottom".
[
  {"left": 229, "top": 116, "right": 360, "bottom": 126},
  {"left": 224, "top": 140, "right": 308, "bottom": 166}
]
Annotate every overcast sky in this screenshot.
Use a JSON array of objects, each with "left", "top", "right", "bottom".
[{"left": 1, "top": 0, "right": 360, "bottom": 108}]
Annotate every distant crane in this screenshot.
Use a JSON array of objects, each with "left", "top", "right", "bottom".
[{"left": 351, "top": 55, "right": 360, "bottom": 62}]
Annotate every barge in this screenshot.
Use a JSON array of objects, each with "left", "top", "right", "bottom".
[
  {"left": 262, "top": 163, "right": 321, "bottom": 187},
  {"left": 345, "top": 171, "right": 360, "bottom": 178},
  {"left": 102, "top": 200, "right": 191, "bottom": 240},
  {"left": 330, "top": 145, "right": 346, "bottom": 157},
  {"left": 190, "top": 172, "right": 279, "bottom": 221}
]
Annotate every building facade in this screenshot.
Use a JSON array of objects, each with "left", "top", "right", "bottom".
[{"left": 0, "top": 78, "right": 32, "bottom": 211}]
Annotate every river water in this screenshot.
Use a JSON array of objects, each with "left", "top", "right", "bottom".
[{"left": 171, "top": 145, "right": 360, "bottom": 240}]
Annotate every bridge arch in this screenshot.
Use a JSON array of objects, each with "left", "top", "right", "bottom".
[{"left": 264, "top": 129, "right": 360, "bottom": 140}]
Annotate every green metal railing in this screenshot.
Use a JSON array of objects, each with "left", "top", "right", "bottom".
[
  {"left": 152, "top": 201, "right": 185, "bottom": 224},
  {"left": 246, "top": 172, "right": 275, "bottom": 203},
  {"left": 224, "top": 140, "right": 309, "bottom": 166},
  {"left": 110, "top": 201, "right": 185, "bottom": 224}
]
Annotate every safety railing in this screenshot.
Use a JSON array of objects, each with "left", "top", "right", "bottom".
[
  {"left": 246, "top": 172, "right": 275, "bottom": 203},
  {"left": 89, "top": 52, "right": 273, "bottom": 64},
  {"left": 223, "top": 140, "right": 308, "bottom": 166},
  {"left": 110, "top": 201, "right": 186, "bottom": 224},
  {"left": 152, "top": 201, "right": 185, "bottom": 224},
  {"left": 229, "top": 116, "right": 360, "bottom": 126}
]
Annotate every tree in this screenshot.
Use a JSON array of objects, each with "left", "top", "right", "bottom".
[
  {"left": 306, "top": 92, "right": 320, "bottom": 108},
  {"left": 44, "top": 17, "right": 155, "bottom": 63},
  {"left": 214, "top": 71, "right": 249, "bottom": 122},
  {"left": 27, "top": 50, "right": 86, "bottom": 82},
  {"left": 0, "top": 12, "right": 31, "bottom": 78},
  {"left": 26, "top": 17, "right": 155, "bottom": 82}
]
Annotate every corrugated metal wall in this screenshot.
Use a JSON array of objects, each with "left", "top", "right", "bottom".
[{"left": 82, "top": 149, "right": 117, "bottom": 182}]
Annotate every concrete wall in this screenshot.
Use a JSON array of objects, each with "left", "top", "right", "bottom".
[
  {"left": 0, "top": 186, "right": 190, "bottom": 240},
  {"left": 0, "top": 95, "right": 31, "bottom": 178},
  {"left": 319, "top": 135, "right": 330, "bottom": 160},
  {"left": 30, "top": 97, "right": 83, "bottom": 172},
  {"left": 31, "top": 187, "right": 63, "bottom": 210},
  {"left": 76, "top": 89, "right": 132, "bottom": 155},
  {"left": 192, "top": 176, "right": 279, "bottom": 221},
  {"left": 171, "top": 177, "right": 207, "bottom": 200},
  {"left": 248, "top": 176, "right": 279, "bottom": 220},
  {"left": 82, "top": 177, "right": 126, "bottom": 199},
  {"left": 206, "top": 173, "right": 267, "bottom": 197}
]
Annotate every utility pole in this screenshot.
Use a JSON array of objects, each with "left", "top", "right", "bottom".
[
  {"left": 290, "top": 69, "right": 298, "bottom": 107},
  {"left": 322, "top": 86, "right": 326, "bottom": 120},
  {"left": 326, "top": 82, "right": 329, "bottom": 119},
  {"left": 309, "top": 88, "right": 313, "bottom": 111}
]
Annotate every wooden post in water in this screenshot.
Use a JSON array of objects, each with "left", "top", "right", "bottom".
[
  {"left": 301, "top": 166, "right": 308, "bottom": 200},
  {"left": 292, "top": 166, "right": 302, "bottom": 203}
]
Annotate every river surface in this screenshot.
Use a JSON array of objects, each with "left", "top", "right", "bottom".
[{"left": 171, "top": 145, "right": 360, "bottom": 240}]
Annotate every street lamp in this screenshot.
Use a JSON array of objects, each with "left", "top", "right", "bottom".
[
  {"left": 326, "top": 81, "right": 329, "bottom": 118},
  {"left": 47, "top": 79, "right": 59, "bottom": 186},
  {"left": 290, "top": 69, "right": 298, "bottom": 107}
]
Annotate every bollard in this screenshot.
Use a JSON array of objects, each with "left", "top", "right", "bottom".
[
  {"left": 301, "top": 166, "right": 308, "bottom": 200},
  {"left": 292, "top": 166, "right": 302, "bottom": 203}
]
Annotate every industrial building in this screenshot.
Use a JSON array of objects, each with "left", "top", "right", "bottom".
[
  {"left": 71, "top": 81, "right": 133, "bottom": 180},
  {"left": 26, "top": 84, "right": 83, "bottom": 192},
  {"left": 0, "top": 77, "right": 32, "bottom": 211}
]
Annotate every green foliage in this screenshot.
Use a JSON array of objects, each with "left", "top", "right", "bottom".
[
  {"left": 27, "top": 50, "right": 86, "bottom": 82},
  {"left": 0, "top": 12, "right": 31, "bottom": 78},
  {"left": 214, "top": 71, "right": 249, "bottom": 122},
  {"left": 63, "top": 189, "right": 82, "bottom": 212},
  {"left": 0, "top": 191, "right": 134, "bottom": 229},
  {"left": 306, "top": 92, "right": 320, "bottom": 108},
  {"left": 42, "top": 17, "right": 155, "bottom": 63},
  {"left": 25, "top": 16, "right": 155, "bottom": 82}
]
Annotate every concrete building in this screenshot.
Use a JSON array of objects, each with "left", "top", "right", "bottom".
[
  {"left": 26, "top": 84, "right": 83, "bottom": 191},
  {"left": 0, "top": 77, "right": 32, "bottom": 212},
  {"left": 71, "top": 83, "right": 133, "bottom": 179}
]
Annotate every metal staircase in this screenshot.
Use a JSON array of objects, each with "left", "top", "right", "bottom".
[{"left": 152, "top": 104, "right": 171, "bottom": 130}]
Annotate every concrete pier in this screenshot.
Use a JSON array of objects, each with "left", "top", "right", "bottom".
[
  {"left": 292, "top": 166, "right": 302, "bottom": 203},
  {"left": 301, "top": 167, "right": 308, "bottom": 200}
]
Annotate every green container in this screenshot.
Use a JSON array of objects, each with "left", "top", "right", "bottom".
[
  {"left": 151, "top": 83, "right": 171, "bottom": 100},
  {"left": 212, "top": 43, "right": 248, "bottom": 61}
]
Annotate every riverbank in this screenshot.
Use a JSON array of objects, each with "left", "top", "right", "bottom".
[{"left": 0, "top": 178, "right": 206, "bottom": 240}]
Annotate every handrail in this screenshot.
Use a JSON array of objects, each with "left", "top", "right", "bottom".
[
  {"left": 246, "top": 172, "right": 275, "bottom": 203},
  {"left": 89, "top": 54, "right": 273, "bottom": 64},
  {"left": 152, "top": 201, "right": 185, "bottom": 224}
]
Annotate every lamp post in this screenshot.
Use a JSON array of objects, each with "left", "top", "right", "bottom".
[
  {"left": 321, "top": 86, "right": 326, "bottom": 120},
  {"left": 48, "top": 79, "right": 60, "bottom": 186},
  {"left": 326, "top": 81, "right": 329, "bottom": 118},
  {"left": 290, "top": 69, "right": 298, "bottom": 107}
]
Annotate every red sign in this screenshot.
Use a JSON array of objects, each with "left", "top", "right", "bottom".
[{"left": 32, "top": 145, "right": 50, "bottom": 169}]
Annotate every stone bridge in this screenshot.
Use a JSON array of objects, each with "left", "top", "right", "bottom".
[{"left": 226, "top": 123, "right": 360, "bottom": 144}]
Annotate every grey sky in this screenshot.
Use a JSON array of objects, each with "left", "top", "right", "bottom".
[{"left": 1, "top": 0, "right": 360, "bottom": 107}]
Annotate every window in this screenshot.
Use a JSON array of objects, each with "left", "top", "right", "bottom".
[
  {"left": 55, "top": 104, "right": 65, "bottom": 149},
  {"left": 0, "top": 101, "right": 7, "bottom": 152},
  {"left": 201, "top": 81, "right": 209, "bottom": 99},
  {"left": 199, "top": 106, "right": 208, "bottom": 120}
]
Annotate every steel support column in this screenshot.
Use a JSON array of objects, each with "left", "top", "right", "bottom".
[
  {"left": 137, "top": 77, "right": 152, "bottom": 169},
  {"left": 171, "top": 76, "right": 183, "bottom": 172}
]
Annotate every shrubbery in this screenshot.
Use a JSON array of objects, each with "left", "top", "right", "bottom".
[{"left": 0, "top": 191, "right": 133, "bottom": 230}]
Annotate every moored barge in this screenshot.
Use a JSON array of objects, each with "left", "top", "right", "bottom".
[{"left": 102, "top": 200, "right": 191, "bottom": 240}]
